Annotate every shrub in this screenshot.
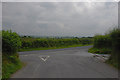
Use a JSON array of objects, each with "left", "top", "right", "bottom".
[
  {"left": 108, "top": 28, "right": 120, "bottom": 68},
  {"left": 93, "top": 35, "right": 112, "bottom": 49},
  {"left": 2, "top": 30, "right": 22, "bottom": 79},
  {"left": 90, "top": 28, "right": 120, "bottom": 69},
  {"left": 2, "top": 30, "right": 21, "bottom": 54}
]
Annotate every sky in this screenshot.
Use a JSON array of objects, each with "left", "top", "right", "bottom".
[
  {"left": 2, "top": 2, "right": 118, "bottom": 37},
  {"left": 0, "top": 2, "right": 1, "bottom": 31}
]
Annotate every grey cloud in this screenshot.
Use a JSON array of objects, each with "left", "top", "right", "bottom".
[
  {"left": 0, "top": 2, "right": 1, "bottom": 30},
  {"left": 2, "top": 2, "right": 118, "bottom": 37}
]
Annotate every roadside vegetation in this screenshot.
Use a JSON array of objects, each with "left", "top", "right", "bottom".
[
  {"left": 0, "top": 31, "right": 2, "bottom": 79},
  {"left": 88, "top": 34, "right": 112, "bottom": 54},
  {"left": 19, "top": 36, "right": 93, "bottom": 52},
  {"left": 88, "top": 28, "right": 120, "bottom": 69},
  {"left": 2, "top": 30, "right": 22, "bottom": 79}
]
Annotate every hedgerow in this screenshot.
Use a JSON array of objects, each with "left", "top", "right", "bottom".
[
  {"left": 108, "top": 28, "right": 120, "bottom": 69},
  {"left": 20, "top": 37, "right": 93, "bottom": 49},
  {"left": 89, "top": 28, "right": 120, "bottom": 69},
  {"left": 93, "top": 35, "right": 112, "bottom": 49},
  {"left": 2, "top": 30, "right": 22, "bottom": 79}
]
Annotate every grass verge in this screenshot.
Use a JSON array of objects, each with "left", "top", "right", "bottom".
[
  {"left": 88, "top": 47, "right": 119, "bottom": 69},
  {"left": 88, "top": 47, "right": 112, "bottom": 54},
  {"left": 2, "top": 53, "right": 23, "bottom": 80},
  {"left": 19, "top": 44, "right": 92, "bottom": 52}
]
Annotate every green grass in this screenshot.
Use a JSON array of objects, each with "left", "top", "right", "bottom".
[
  {"left": 88, "top": 47, "right": 119, "bottom": 69},
  {"left": 2, "top": 53, "right": 23, "bottom": 80},
  {"left": 19, "top": 44, "right": 92, "bottom": 52},
  {"left": 88, "top": 47, "right": 112, "bottom": 54}
]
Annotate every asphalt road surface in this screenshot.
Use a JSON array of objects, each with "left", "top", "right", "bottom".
[{"left": 11, "top": 46, "right": 118, "bottom": 78}]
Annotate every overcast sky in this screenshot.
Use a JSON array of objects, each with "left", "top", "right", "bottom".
[
  {"left": 2, "top": 2, "right": 118, "bottom": 37},
  {"left": 0, "top": 2, "right": 1, "bottom": 31}
]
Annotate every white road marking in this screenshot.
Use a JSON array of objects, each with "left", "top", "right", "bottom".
[{"left": 39, "top": 56, "right": 50, "bottom": 61}]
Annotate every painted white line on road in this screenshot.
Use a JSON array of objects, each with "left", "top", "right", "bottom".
[{"left": 39, "top": 56, "right": 50, "bottom": 61}]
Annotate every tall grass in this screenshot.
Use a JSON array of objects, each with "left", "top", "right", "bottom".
[{"left": 2, "top": 53, "right": 22, "bottom": 79}]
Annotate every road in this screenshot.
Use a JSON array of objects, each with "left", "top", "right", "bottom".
[{"left": 11, "top": 46, "right": 118, "bottom": 78}]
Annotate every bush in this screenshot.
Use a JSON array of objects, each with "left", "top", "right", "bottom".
[
  {"left": 108, "top": 28, "right": 120, "bottom": 69},
  {"left": 89, "top": 28, "right": 120, "bottom": 69},
  {"left": 2, "top": 30, "right": 21, "bottom": 54},
  {"left": 110, "top": 28, "right": 120, "bottom": 54},
  {"left": 93, "top": 35, "right": 112, "bottom": 49}
]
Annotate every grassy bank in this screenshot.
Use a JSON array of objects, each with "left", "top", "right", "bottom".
[
  {"left": 2, "top": 53, "right": 23, "bottom": 79},
  {"left": 88, "top": 47, "right": 112, "bottom": 54},
  {"left": 19, "top": 44, "right": 92, "bottom": 52}
]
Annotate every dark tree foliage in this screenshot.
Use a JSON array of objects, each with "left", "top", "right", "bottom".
[
  {"left": 93, "top": 35, "right": 112, "bottom": 49},
  {"left": 109, "top": 29, "right": 120, "bottom": 68},
  {"left": 92, "top": 28, "right": 120, "bottom": 68}
]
